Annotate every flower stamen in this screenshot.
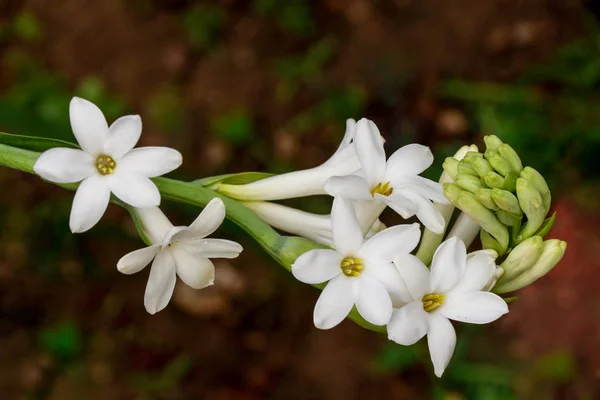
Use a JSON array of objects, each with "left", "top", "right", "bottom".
[
  {"left": 340, "top": 257, "right": 363, "bottom": 277},
  {"left": 371, "top": 181, "right": 393, "bottom": 197},
  {"left": 422, "top": 293, "right": 445, "bottom": 312},
  {"left": 96, "top": 154, "right": 116, "bottom": 175}
]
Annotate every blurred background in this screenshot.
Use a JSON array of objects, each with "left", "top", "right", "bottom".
[{"left": 0, "top": 0, "right": 598, "bottom": 399}]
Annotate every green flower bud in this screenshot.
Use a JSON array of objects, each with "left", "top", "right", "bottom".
[
  {"left": 535, "top": 212, "right": 556, "bottom": 237},
  {"left": 472, "top": 157, "right": 494, "bottom": 177},
  {"left": 480, "top": 230, "right": 503, "bottom": 255},
  {"left": 498, "top": 144, "right": 523, "bottom": 173},
  {"left": 443, "top": 183, "right": 462, "bottom": 204},
  {"left": 485, "top": 150, "right": 514, "bottom": 177},
  {"left": 491, "top": 188, "right": 522, "bottom": 215},
  {"left": 443, "top": 157, "right": 459, "bottom": 181},
  {"left": 497, "top": 236, "right": 544, "bottom": 283},
  {"left": 456, "top": 191, "right": 509, "bottom": 253},
  {"left": 520, "top": 167, "right": 551, "bottom": 213},
  {"left": 496, "top": 210, "right": 521, "bottom": 226},
  {"left": 502, "top": 172, "right": 518, "bottom": 192},
  {"left": 516, "top": 177, "right": 546, "bottom": 241},
  {"left": 456, "top": 174, "right": 483, "bottom": 193},
  {"left": 483, "top": 171, "right": 505, "bottom": 189},
  {"left": 476, "top": 188, "right": 499, "bottom": 210},
  {"left": 462, "top": 151, "right": 484, "bottom": 164},
  {"left": 458, "top": 161, "right": 478, "bottom": 176},
  {"left": 494, "top": 239, "right": 567, "bottom": 293},
  {"left": 484, "top": 135, "right": 504, "bottom": 151}
]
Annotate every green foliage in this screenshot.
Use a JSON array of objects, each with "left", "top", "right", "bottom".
[
  {"left": 374, "top": 342, "right": 423, "bottom": 373},
  {"left": 181, "top": 4, "right": 226, "bottom": 50},
  {"left": 132, "top": 355, "right": 193, "bottom": 396},
  {"left": 253, "top": 0, "right": 315, "bottom": 37},
  {"left": 533, "top": 350, "right": 576, "bottom": 383},
  {"left": 210, "top": 110, "right": 255, "bottom": 145},
  {"left": 147, "top": 87, "right": 186, "bottom": 133},
  {"left": 39, "top": 322, "right": 83, "bottom": 361},
  {"left": 12, "top": 11, "right": 42, "bottom": 42}
]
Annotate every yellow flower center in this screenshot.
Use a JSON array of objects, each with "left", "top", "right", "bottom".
[
  {"left": 96, "top": 154, "right": 116, "bottom": 175},
  {"left": 340, "top": 257, "right": 363, "bottom": 277},
  {"left": 422, "top": 293, "right": 445, "bottom": 312},
  {"left": 371, "top": 181, "right": 393, "bottom": 197}
]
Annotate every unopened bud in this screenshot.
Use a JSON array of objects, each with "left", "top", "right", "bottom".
[
  {"left": 485, "top": 150, "right": 514, "bottom": 177},
  {"left": 516, "top": 178, "right": 546, "bottom": 240},
  {"left": 456, "top": 174, "right": 483, "bottom": 193},
  {"left": 494, "top": 240, "right": 567, "bottom": 293},
  {"left": 503, "top": 172, "right": 518, "bottom": 192},
  {"left": 456, "top": 191, "right": 509, "bottom": 253},
  {"left": 462, "top": 151, "right": 484, "bottom": 164},
  {"left": 458, "top": 161, "right": 478, "bottom": 176},
  {"left": 476, "top": 188, "right": 499, "bottom": 210},
  {"left": 480, "top": 230, "right": 504, "bottom": 255},
  {"left": 535, "top": 212, "right": 556, "bottom": 238},
  {"left": 497, "top": 236, "right": 544, "bottom": 282},
  {"left": 472, "top": 157, "right": 494, "bottom": 177},
  {"left": 491, "top": 188, "right": 522, "bottom": 215},
  {"left": 483, "top": 171, "right": 505, "bottom": 189},
  {"left": 443, "top": 183, "right": 462, "bottom": 204},
  {"left": 496, "top": 210, "right": 521, "bottom": 226},
  {"left": 521, "top": 167, "right": 551, "bottom": 213},
  {"left": 443, "top": 157, "right": 459, "bottom": 181},
  {"left": 484, "top": 135, "right": 504, "bottom": 151},
  {"left": 498, "top": 144, "right": 523, "bottom": 173}
]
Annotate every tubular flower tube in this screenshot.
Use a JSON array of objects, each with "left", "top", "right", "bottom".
[
  {"left": 496, "top": 236, "right": 544, "bottom": 283},
  {"left": 446, "top": 213, "right": 480, "bottom": 248},
  {"left": 216, "top": 119, "right": 361, "bottom": 201},
  {"left": 325, "top": 118, "right": 448, "bottom": 234},
  {"left": 494, "top": 239, "right": 567, "bottom": 293},
  {"left": 242, "top": 200, "right": 386, "bottom": 246},
  {"left": 117, "top": 198, "right": 243, "bottom": 314}
]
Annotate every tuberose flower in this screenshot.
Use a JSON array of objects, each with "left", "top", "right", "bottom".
[
  {"left": 34, "top": 97, "right": 182, "bottom": 233},
  {"left": 117, "top": 198, "right": 243, "bottom": 314},
  {"left": 292, "top": 197, "right": 421, "bottom": 329},
  {"left": 325, "top": 118, "right": 449, "bottom": 234},
  {"left": 387, "top": 237, "right": 508, "bottom": 377}
]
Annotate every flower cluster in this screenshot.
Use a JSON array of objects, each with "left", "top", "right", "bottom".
[
  {"left": 33, "top": 97, "right": 243, "bottom": 313},
  {"left": 20, "top": 98, "right": 566, "bottom": 377}
]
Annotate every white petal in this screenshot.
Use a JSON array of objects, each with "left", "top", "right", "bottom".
[
  {"left": 360, "top": 223, "right": 421, "bottom": 263},
  {"left": 135, "top": 206, "right": 174, "bottom": 245},
  {"left": 441, "top": 291, "right": 508, "bottom": 324},
  {"left": 387, "top": 301, "right": 429, "bottom": 345},
  {"left": 292, "top": 249, "right": 342, "bottom": 284},
  {"left": 427, "top": 313, "right": 456, "bottom": 378},
  {"left": 400, "top": 190, "right": 445, "bottom": 234},
  {"left": 182, "top": 239, "right": 243, "bottom": 259},
  {"left": 449, "top": 253, "right": 497, "bottom": 294},
  {"left": 331, "top": 197, "right": 363, "bottom": 256},
  {"left": 394, "top": 254, "right": 430, "bottom": 300},
  {"left": 69, "top": 97, "right": 109, "bottom": 154},
  {"left": 117, "top": 245, "right": 160, "bottom": 274},
  {"left": 404, "top": 176, "right": 449, "bottom": 204},
  {"left": 313, "top": 276, "right": 356, "bottom": 330},
  {"left": 324, "top": 175, "right": 373, "bottom": 200},
  {"left": 171, "top": 197, "right": 225, "bottom": 241},
  {"left": 33, "top": 148, "right": 95, "bottom": 183},
  {"left": 385, "top": 143, "right": 433, "bottom": 178},
  {"left": 108, "top": 172, "right": 160, "bottom": 207},
  {"left": 144, "top": 250, "right": 177, "bottom": 314},
  {"left": 378, "top": 192, "right": 417, "bottom": 219},
  {"left": 171, "top": 247, "right": 215, "bottom": 290},
  {"left": 430, "top": 237, "right": 467, "bottom": 293},
  {"left": 364, "top": 261, "right": 412, "bottom": 305},
  {"left": 355, "top": 275, "right": 393, "bottom": 326},
  {"left": 69, "top": 175, "right": 111, "bottom": 233},
  {"left": 104, "top": 115, "right": 142, "bottom": 159},
  {"left": 118, "top": 147, "right": 183, "bottom": 178},
  {"left": 354, "top": 118, "right": 386, "bottom": 186},
  {"left": 328, "top": 118, "right": 356, "bottom": 157}
]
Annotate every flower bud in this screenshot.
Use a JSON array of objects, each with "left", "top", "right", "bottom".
[
  {"left": 456, "top": 191, "right": 509, "bottom": 253},
  {"left": 443, "top": 183, "right": 462, "bottom": 203},
  {"left": 498, "top": 144, "right": 523, "bottom": 173},
  {"left": 485, "top": 150, "right": 514, "bottom": 177},
  {"left": 480, "top": 230, "right": 504, "bottom": 255},
  {"left": 496, "top": 210, "right": 521, "bottom": 226},
  {"left": 457, "top": 161, "right": 478, "bottom": 176},
  {"left": 461, "top": 151, "right": 483, "bottom": 164},
  {"left": 475, "top": 188, "right": 499, "bottom": 210},
  {"left": 520, "top": 167, "right": 551, "bottom": 213},
  {"left": 491, "top": 188, "right": 522, "bottom": 215},
  {"left": 443, "top": 157, "right": 459, "bottom": 181},
  {"left": 502, "top": 172, "right": 518, "bottom": 192},
  {"left": 456, "top": 174, "right": 483, "bottom": 193},
  {"left": 516, "top": 177, "right": 546, "bottom": 240},
  {"left": 494, "top": 239, "right": 567, "bottom": 293},
  {"left": 483, "top": 171, "right": 505, "bottom": 189},
  {"left": 497, "top": 236, "right": 544, "bottom": 282},
  {"left": 484, "top": 135, "right": 504, "bottom": 151},
  {"left": 472, "top": 157, "right": 494, "bottom": 177}
]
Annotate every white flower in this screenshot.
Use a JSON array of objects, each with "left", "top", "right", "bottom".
[
  {"left": 292, "top": 197, "right": 421, "bottom": 329},
  {"left": 33, "top": 97, "right": 182, "bottom": 233},
  {"left": 325, "top": 118, "right": 449, "bottom": 234},
  {"left": 217, "top": 119, "right": 361, "bottom": 200},
  {"left": 117, "top": 198, "right": 243, "bottom": 314},
  {"left": 387, "top": 237, "right": 508, "bottom": 377}
]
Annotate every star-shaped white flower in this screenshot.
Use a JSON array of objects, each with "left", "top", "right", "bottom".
[
  {"left": 325, "top": 118, "right": 449, "bottom": 233},
  {"left": 387, "top": 237, "right": 509, "bottom": 377},
  {"left": 117, "top": 198, "right": 243, "bottom": 314},
  {"left": 33, "top": 97, "right": 183, "bottom": 233},
  {"left": 292, "top": 197, "right": 421, "bottom": 329}
]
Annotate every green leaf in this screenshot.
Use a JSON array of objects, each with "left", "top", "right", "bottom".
[
  {"left": 0, "top": 132, "right": 78, "bottom": 152},
  {"left": 38, "top": 322, "right": 83, "bottom": 360},
  {"left": 195, "top": 171, "right": 274, "bottom": 188},
  {"left": 534, "top": 212, "right": 556, "bottom": 237}
]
